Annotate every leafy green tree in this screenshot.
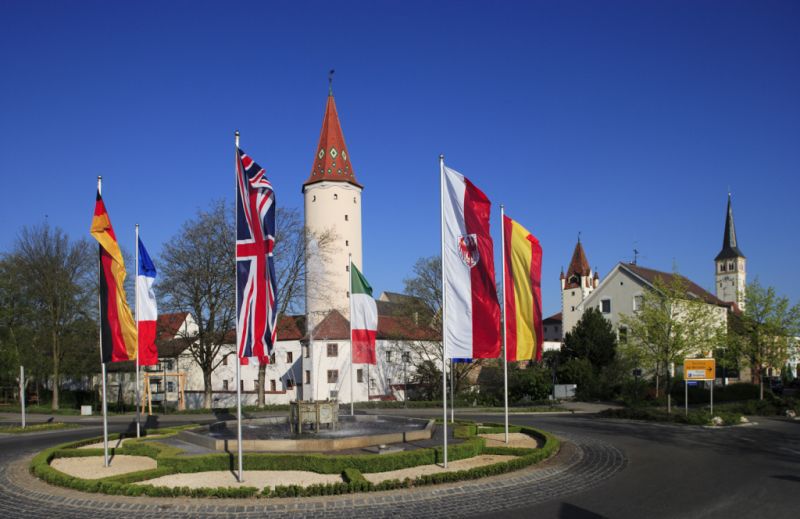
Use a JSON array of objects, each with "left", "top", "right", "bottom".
[
  {"left": 733, "top": 280, "right": 800, "bottom": 399},
  {"left": 620, "top": 273, "right": 726, "bottom": 412}
]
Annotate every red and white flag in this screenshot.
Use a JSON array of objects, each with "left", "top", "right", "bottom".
[{"left": 441, "top": 164, "right": 501, "bottom": 359}]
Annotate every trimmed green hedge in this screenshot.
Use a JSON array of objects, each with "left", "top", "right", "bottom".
[{"left": 32, "top": 421, "right": 560, "bottom": 499}]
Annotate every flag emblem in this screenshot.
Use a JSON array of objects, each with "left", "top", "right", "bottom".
[
  {"left": 236, "top": 147, "right": 278, "bottom": 361},
  {"left": 458, "top": 234, "right": 480, "bottom": 268}
]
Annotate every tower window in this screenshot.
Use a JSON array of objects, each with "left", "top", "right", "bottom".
[
  {"left": 728, "top": 261, "right": 734, "bottom": 271},
  {"left": 312, "top": 195, "right": 316, "bottom": 202},
  {"left": 345, "top": 214, "right": 349, "bottom": 221},
  {"left": 353, "top": 197, "right": 356, "bottom": 203},
  {"left": 334, "top": 193, "right": 338, "bottom": 200},
  {"left": 719, "top": 263, "right": 726, "bottom": 272},
  {"left": 345, "top": 240, "right": 349, "bottom": 246}
]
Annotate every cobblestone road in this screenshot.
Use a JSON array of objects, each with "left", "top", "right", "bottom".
[{"left": 0, "top": 432, "right": 625, "bottom": 519}]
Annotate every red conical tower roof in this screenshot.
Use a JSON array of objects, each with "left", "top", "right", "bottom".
[
  {"left": 565, "top": 240, "right": 591, "bottom": 281},
  {"left": 304, "top": 93, "right": 361, "bottom": 189}
]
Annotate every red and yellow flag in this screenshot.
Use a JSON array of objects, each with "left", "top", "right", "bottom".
[
  {"left": 503, "top": 215, "right": 543, "bottom": 362},
  {"left": 90, "top": 190, "right": 137, "bottom": 363}
]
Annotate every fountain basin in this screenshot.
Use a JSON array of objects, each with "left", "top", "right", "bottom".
[{"left": 178, "top": 415, "right": 435, "bottom": 452}]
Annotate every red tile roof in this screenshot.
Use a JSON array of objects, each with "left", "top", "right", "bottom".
[
  {"left": 157, "top": 312, "right": 190, "bottom": 342},
  {"left": 311, "top": 309, "right": 350, "bottom": 340},
  {"left": 277, "top": 314, "right": 306, "bottom": 340},
  {"left": 304, "top": 94, "right": 361, "bottom": 189},
  {"left": 543, "top": 312, "right": 562, "bottom": 324},
  {"left": 623, "top": 264, "right": 730, "bottom": 307}
]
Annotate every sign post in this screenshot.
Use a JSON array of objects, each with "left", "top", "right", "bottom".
[{"left": 683, "top": 359, "right": 716, "bottom": 417}]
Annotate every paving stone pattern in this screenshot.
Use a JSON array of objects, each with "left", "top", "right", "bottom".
[{"left": 0, "top": 432, "right": 625, "bottom": 518}]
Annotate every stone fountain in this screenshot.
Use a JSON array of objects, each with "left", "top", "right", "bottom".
[{"left": 178, "top": 400, "right": 434, "bottom": 453}]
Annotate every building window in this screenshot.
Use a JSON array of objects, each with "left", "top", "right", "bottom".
[
  {"left": 167, "top": 381, "right": 175, "bottom": 392},
  {"left": 369, "top": 378, "right": 376, "bottom": 390},
  {"left": 303, "top": 345, "right": 309, "bottom": 358},
  {"left": 571, "top": 306, "right": 575, "bottom": 312},
  {"left": 269, "top": 352, "right": 276, "bottom": 364},
  {"left": 286, "top": 351, "right": 293, "bottom": 364},
  {"left": 619, "top": 327, "right": 628, "bottom": 344},
  {"left": 223, "top": 355, "right": 228, "bottom": 366},
  {"left": 345, "top": 240, "right": 349, "bottom": 246},
  {"left": 357, "top": 369, "right": 364, "bottom": 383},
  {"left": 327, "top": 370, "right": 339, "bottom": 384},
  {"left": 327, "top": 343, "right": 338, "bottom": 357},
  {"left": 345, "top": 214, "right": 349, "bottom": 221},
  {"left": 601, "top": 299, "right": 611, "bottom": 314},
  {"left": 330, "top": 390, "right": 338, "bottom": 399},
  {"left": 305, "top": 370, "right": 310, "bottom": 384},
  {"left": 544, "top": 326, "right": 548, "bottom": 333},
  {"left": 223, "top": 380, "right": 229, "bottom": 391},
  {"left": 334, "top": 193, "right": 338, "bottom": 200},
  {"left": 270, "top": 379, "right": 277, "bottom": 392},
  {"left": 286, "top": 379, "right": 294, "bottom": 389},
  {"left": 353, "top": 197, "right": 356, "bottom": 203},
  {"left": 633, "top": 295, "right": 643, "bottom": 312},
  {"left": 166, "top": 360, "right": 174, "bottom": 371},
  {"left": 346, "top": 264, "right": 349, "bottom": 272},
  {"left": 402, "top": 352, "right": 411, "bottom": 363},
  {"left": 312, "top": 195, "right": 316, "bottom": 202},
  {"left": 241, "top": 380, "right": 244, "bottom": 392},
  {"left": 386, "top": 351, "right": 393, "bottom": 363}
]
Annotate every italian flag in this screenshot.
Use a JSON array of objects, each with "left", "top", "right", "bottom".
[{"left": 350, "top": 263, "right": 378, "bottom": 364}]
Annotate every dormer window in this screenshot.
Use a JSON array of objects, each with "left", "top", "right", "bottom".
[{"left": 569, "top": 275, "right": 579, "bottom": 285}]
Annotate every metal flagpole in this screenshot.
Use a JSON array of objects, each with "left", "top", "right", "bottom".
[
  {"left": 19, "top": 366, "right": 25, "bottom": 429},
  {"left": 450, "top": 359, "right": 454, "bottom": 423},
  {"left": 500, "top": 205, "right": 509, "bottom": 444},
  {"left": 234, "top": 130, "right": 244, "bottom": 483},
  {"left": 349, "top": 253, "right": 355, "bottom": 416},
  {"left": 439, "top": 154, "right": 448, "bottom": 468},
  {"left": 98, "top": 176, "right": 109, "bottom": 467},
  {"left": 135, "top": 224, "right": 141, "bottom": 438}
]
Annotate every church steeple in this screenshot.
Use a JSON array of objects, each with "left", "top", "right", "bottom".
[
  {"left": 561, "top": 237, "right": 598, "bottom": 335},
  {"left": 304, "top": 92, "right": 361, "bottom": 189},
  {"left": 714, "top": 193, "right": 746, "bottom": 310},
  {"left": 714, "top": 193, "right": 745, "bottom": 261}
]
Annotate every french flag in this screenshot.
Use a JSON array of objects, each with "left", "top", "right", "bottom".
[
  {"left": 137, "top": 237, "right": 159, "bottom": 366},
  {"left": 442, "top": 164, "right": 501, "bottom": 359}
]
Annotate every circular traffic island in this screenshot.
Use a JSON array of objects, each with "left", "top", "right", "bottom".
[{"left": 30, "top": 421, "right": 560, "bottom": 498}]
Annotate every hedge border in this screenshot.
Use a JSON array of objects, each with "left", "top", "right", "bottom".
[{"left": 31, "top": 420, "right": 559, "bottom": 499}]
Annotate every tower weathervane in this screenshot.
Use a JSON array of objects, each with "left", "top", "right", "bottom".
[{"left": 328, "top": 69, "right": 335, "bottom": 95}]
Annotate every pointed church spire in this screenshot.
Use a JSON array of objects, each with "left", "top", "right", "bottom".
[
  {"left": 565, "top": 240, "right": 591, "bottom": 284},
  {"left": 304, "top": 84, "right": 361, "bottom": 189},
  {"left": 715, "top": 193, "right": 745, "bottom": 261}
]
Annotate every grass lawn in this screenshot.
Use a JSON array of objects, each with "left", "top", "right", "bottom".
[{"left": 0, "top": 422, "right": 80, "bottom": 434}]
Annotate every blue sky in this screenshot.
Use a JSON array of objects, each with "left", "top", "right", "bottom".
[{"left": 1, "top": 1, "right": 798, "bottom": 317}]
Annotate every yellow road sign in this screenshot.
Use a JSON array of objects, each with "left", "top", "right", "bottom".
[{"left": 684, "top": 359, "right": 715, "bottom": 381}]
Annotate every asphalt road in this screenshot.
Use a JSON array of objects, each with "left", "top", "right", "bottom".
[{"left": 1, "top": 410, "right": 798, "bottom": 518}]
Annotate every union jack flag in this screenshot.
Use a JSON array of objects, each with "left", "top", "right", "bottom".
[{"left": 236, "top": 147, "right": 277, "bottom": 361}]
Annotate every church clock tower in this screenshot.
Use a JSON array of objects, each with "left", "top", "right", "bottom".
[{"left": 715, "top": 194, "right": 746, "bottom": 310}]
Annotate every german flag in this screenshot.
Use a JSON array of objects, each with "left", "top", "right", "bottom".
[
  {"left": 503, "top": 215, "right": 543, "bottom": 362},
  {"left": 90, "top": 190, "right": 137, "bottom": 363}
]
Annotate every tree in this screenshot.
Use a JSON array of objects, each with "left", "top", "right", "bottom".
[
  {"left": 561, "top": 307, "right": 617, "bottom": 370},
  {"left": 620, "top": 273, "right": 725, "bottom": 412},
  {"left": 1, "top": 223, "right": 94, "bottom": 409},
  {"left": 733, "top": 280, "right": 800, "bottom": 400},
  {"left": 158, "top": 201, "right": 236, "bottom": 409},
  {"left": 402, "top": 255, "right": 482, "bottom": 395}
]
